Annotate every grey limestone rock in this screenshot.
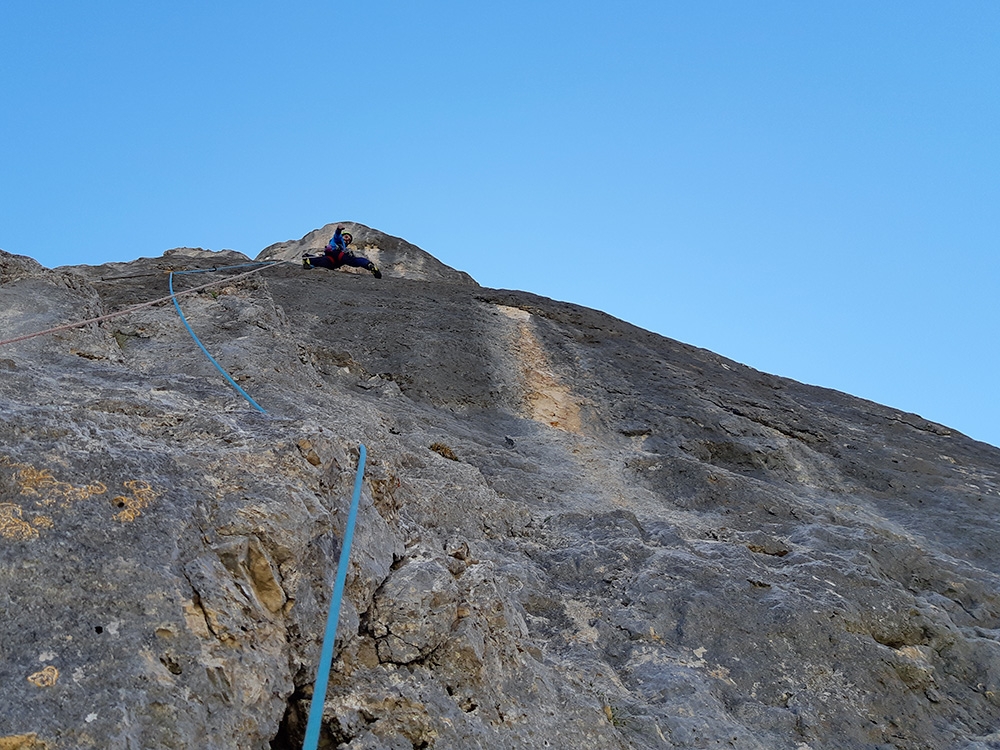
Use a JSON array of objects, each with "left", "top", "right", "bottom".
[{"left": 1, "top": 225, "right": 999, "bottom": 749}]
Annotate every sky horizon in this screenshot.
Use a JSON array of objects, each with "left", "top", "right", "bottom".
[{"left": 3, "top": 2, "right": 998, "bottom": 448}]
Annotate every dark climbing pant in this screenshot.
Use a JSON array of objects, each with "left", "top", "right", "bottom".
[{"left": 308, "top": 251, "right": 372, "bottom": 271}]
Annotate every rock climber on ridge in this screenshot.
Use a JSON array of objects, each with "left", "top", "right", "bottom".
[{"left": 302, "top": 226, "right": 382, "bottom": 278}]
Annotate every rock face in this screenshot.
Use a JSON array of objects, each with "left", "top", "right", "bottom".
[{"left": 1, "top": 224, "right": 999, "bottom": 750}]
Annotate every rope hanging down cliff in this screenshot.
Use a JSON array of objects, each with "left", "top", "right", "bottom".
[
  {"left": 168, "top": 263, "right": 278, "bottom": 414},
  {"left": 303, "top": 443, "right": 368, "bottom": 750}
]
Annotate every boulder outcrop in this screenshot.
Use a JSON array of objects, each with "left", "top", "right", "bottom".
[{"left": 1, "top": 224, "right": 999, "bottom": 749}]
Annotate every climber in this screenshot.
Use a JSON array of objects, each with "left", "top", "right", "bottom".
[{"left": 302, "top": 226, "right": 382, "bottom": 278}]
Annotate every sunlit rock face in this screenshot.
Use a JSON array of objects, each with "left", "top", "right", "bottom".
[{"left": 1, "top": 226, "right": 999, "bottom": 750}]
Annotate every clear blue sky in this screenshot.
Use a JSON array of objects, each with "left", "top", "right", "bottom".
[{"left": 2, "top": 2, "right": 998, "bottom": 448}]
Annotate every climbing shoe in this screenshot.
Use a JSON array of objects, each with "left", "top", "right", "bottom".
[
  {"left": 368, "top": 262, "right": 382, "bottom": 279},
  {"left": 302, "top": 256, "right": 312, "bottom": 269}
]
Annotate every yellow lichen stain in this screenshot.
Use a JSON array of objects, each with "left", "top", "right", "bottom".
[
  {"left": 0, "top": 504, "right": 39, "bottom": 541},
  {"left": 0, "top": 455, "right": 107, "bottom": 508},
  {"left": 112, "top": 480, "right": 156, "bottom": 523},
  {"left": 0, "top": 734, "right": 48, "bottom": 750},
  {"left": 0, "top": 455, "right": 158, "bottom": 534},
  {"left": 26, "top": 665, "right": 59, "bottom": 688}
]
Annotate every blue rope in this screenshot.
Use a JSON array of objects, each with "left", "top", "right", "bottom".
[
  {"left": 303, "top": 444, "right": 368, "bottom": 750},
  {"left": 168, "top": 266, "right": 271, "bottom": 414}
]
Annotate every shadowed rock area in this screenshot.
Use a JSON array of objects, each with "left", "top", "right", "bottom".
[{"left": 1, "top": 223, "right": 999, "bottom": 749}]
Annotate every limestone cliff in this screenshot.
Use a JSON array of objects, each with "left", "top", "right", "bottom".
[{"left": 1, "top": 224, "right": 999, "bottom": 749}]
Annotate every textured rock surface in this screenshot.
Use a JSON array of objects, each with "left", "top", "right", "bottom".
[{"left": 1, "top": 224, "right": 999, "bottom": 749}]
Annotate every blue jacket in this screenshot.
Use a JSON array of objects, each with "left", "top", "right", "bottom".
[{"left": 331, "top": 229, "right": 348, "bottom": 252}]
